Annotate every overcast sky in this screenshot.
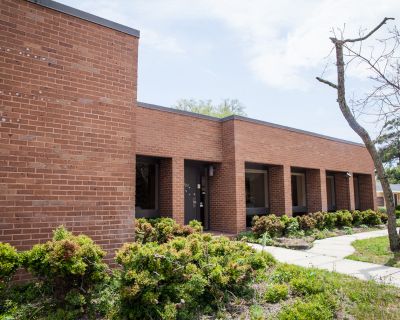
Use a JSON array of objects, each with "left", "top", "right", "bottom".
[{"left": 58, "top": 0, "right": 399, "bottom": 143}]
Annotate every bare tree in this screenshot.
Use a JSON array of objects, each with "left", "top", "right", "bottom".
[{"left": 317, "top": 18, "right": 400, "bottom": 251}]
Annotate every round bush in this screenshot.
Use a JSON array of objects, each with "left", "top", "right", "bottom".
[
  {"left": 351, "top": 210, "right": 364, "bottom": 226},
  {"left": 335, "top": 210, "right": 353, "bottom": 227},
  {"left": 22, "top": 226, "right": 108, "bottom": 311},
  {"left": 116, "top": 233, "right": 275, "bottom": 319},
  {"left": 321, "top": 212, "right": 336, "bottom": 230},
  {"left": 252, "top": 215, "right": 285, "bottom": 237},
  {"left": 362, "top": 210, "right": 382, "bottom": 226},
  {"left": 0, "top": 243, "right": 20, "bottom": 290},
  {"left": 297, "top": 215, "right": 317, "bottom": 231}
]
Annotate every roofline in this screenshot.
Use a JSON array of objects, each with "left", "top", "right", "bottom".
[
  {"left": 27, "top": 0, "right": 140, "bottom": 38},
  {"left": 138, "top": 101, "right": 365, "bottom": 147}
]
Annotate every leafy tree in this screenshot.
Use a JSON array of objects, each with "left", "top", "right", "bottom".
[
  {"left": 174, "top": 98, "right": 246, "bottom": 118},
  {"left": 385, "top": 167, "right": 400, "bottom": 184},
  {"left": 377, "top": 116, "right": 400, "bottom": 162}
]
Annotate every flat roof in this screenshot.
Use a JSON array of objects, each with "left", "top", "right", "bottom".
[
  {"left": 138, "top": 101, "right": 365, "bottom": 147},
  {"left": 376, "top": 181, "right": 400, "bottom": 193},
  {"left": 28, "top": 0, "right": 140, "bottom": 38}
]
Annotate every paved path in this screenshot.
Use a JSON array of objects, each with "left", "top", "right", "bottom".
[{"left": 250, "top": 229, "right": 400, "bottom": 287}]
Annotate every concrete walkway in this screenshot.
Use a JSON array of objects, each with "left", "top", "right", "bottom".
[{"left": 250, "top": 229, "right": 400, "bottom": 287}]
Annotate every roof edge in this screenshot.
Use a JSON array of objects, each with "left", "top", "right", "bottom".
[
  {"left": 138, "top": 101, "right": 365, "bottom": 147},
  {"left": 27, "top": 0, "right": 140, "bottom": 38}
]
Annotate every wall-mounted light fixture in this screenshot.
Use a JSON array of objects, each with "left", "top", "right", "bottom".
[
  {"left": 346, "top": 172, "right": 352, "bottom": 178},
  {"left": 209, "top": 165, "right": 214, "bottom": 177}
]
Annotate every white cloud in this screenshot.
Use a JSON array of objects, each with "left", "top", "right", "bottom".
[{"left": 201, "top": 0, "right": 400, "bottom": 89}]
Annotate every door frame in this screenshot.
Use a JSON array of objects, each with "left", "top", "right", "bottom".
[{"left": 184, "top": 160, "right": 210, "bottom": 230}]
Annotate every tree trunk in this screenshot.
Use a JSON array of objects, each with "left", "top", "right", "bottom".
[{"left": 332, "top": 40, "right": 400, "bottom": 251}]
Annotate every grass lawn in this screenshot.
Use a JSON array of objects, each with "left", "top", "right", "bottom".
[
  {"left": 346, "top": 236, "right": 400, "bottom": 268},
  {"left": 226, "top": 263, "right": 400, "bottom": 320}
]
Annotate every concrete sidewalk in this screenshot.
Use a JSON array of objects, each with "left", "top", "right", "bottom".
[{"left": 250, "top": 229, "right": 400, "bottom": 287}]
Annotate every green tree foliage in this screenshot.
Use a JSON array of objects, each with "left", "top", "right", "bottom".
[
  {"left": 174, "top": 98, "right": 246, "bottom": 118},
  {"left": 376, "top": 117, "right": 400, "bottom": 183}
]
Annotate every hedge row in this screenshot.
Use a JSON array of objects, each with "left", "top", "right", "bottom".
[
  {"left": 0, "top": 220, "right": 275, "bottom": 320},
  {"left": 251, "top": 209, "right": 387, "bottom": 237}
]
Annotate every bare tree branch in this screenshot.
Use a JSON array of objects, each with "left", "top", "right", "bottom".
[
  {"left": 316, "top": 77, "right": 338, "bottom": 89},
  {"left": 343, "top": 17, "right": 395, "bottom": 43}
]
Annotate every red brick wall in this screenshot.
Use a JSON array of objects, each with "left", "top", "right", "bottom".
[
  {"left": 357, "top": 174, "right": 375, "bottom": 210},
  {"left": 0, "top": 0, "right": 138, "bottom": 260},
  {"left": 306, "top": 169, "right": 324, "bottom": 213},
  {"left": 136, "top": 107, "right": 376, "bottom": 233}
]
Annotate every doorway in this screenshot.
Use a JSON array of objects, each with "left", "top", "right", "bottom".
[{"left": 184, "top": 161, "right": 209, "bottom": 229}]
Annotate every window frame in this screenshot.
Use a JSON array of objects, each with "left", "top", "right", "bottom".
[
  {"left": 245, "top": 168, "right": 269, "bottom": 216},
  {"left": 326, "top": 175, "right": 336, "bottom": 211},
  {"left": 135, "top": 157, "right": 160, "bottom": 218},
  {"left": 291, "top": 172, "right": 307, "bottom": 213}
]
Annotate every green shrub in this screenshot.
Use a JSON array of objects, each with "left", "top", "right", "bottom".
[
  {"left": 0, "top": 243, "right": 20, "bottom": 291},
  {"left": 252, "top": 215, "right": 285, "bottom": 237},
  {"left": 309, "top": 212, "right": 325, "bottom": 230},
  {"left": 323, "top": 212, "right": 337, "bottom": 230},
  {"left": 264, "top": 283, "right": 289, "bottom": 303},
  {"left": 282, "top": 217, "right": 300, "bottom": 237},
  {"left": 249, "top": 304, "right": 265, "bottom": 320},
  {"left": 135, "top": 218, "right": 202, "bottom": 244},
  {"left": 378, "top": 211, "right": 388, "bottom": 224},
  {"left": 116, "top": 233, "right": 275, "bottom": 319},
  {"left": 297, "top": 215, "right": 317, "bottom": 231},
  {"left": 335, "top": 210, "right": 353, "bottom": 227},
  {"left": 290, "top": 274, "right": 326, "bottom": 296},
  {"left": 377, "top": 207, "right": 387, "bottom": 214},
  {"left": 22, "top": 226, "right": 108, "bottom": 315},
  {"left": 277, "top": 294, "right": 336, "bottom": 320},
  {"left": 351, "top": 210, "right": 364, "bottom": 226},
  {"left": 362, "top": 209, "right": 382, "bottom": 226}
]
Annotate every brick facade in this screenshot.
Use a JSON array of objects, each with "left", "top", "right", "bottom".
[
  {"left": 0, "top": 0, "right": 138, "bottom": 261},
  {"left": 1, "top": 0, "right": 377, "bottom": 256}
]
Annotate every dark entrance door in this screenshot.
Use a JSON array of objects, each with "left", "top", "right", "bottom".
[{"left": 184, "top": 161, "right": 209, "bottom": 229}]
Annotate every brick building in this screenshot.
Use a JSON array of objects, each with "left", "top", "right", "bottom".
[{"left": 1, "top": 0, "right": 376, "bottom": 258}]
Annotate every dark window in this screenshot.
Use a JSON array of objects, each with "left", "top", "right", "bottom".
[
  {"left": 245, "top": 171, "right": 267, "bottom": 208},
  {"left": 136, "top": 161, "right": 157, "bottom": 211},
  {"left": 291, "top": 172, "right": 306, "bottom": 213}
]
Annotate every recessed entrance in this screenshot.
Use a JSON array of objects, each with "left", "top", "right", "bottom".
[{"left": 184, "top": 161, "right": 210, "bottom": 229}]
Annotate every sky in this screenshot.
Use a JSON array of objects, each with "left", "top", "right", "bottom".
[{"left": 58, "top": 0, "right": 400, "bottom": 143}]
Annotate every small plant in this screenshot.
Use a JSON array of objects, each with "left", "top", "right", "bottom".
[
  {"left": 252, "top": 215, "right": 285, "bottom": 237},
  {"left": 0, "top": 243, "right": 20, "bottom": 291},
  {"left": 297, "top": 215, "right": 317, "bottom": 231},
  {"left": 281, "top": 216, "right": 300, "bottom": 237},
  {"left": 335, "top": 210, "right": 353, "bottom": 227},
  {"left": 343, "top": 226, "right": 353, "bottom": 235},
  {"left": 277, "top": 294, "right": 336, "bottom": 320},
  {"left": 249, "top": 304, "right": 265, "bottom": 320},
  {"left": 264, "top": 283, "right": 289, "bottom": 303}
]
